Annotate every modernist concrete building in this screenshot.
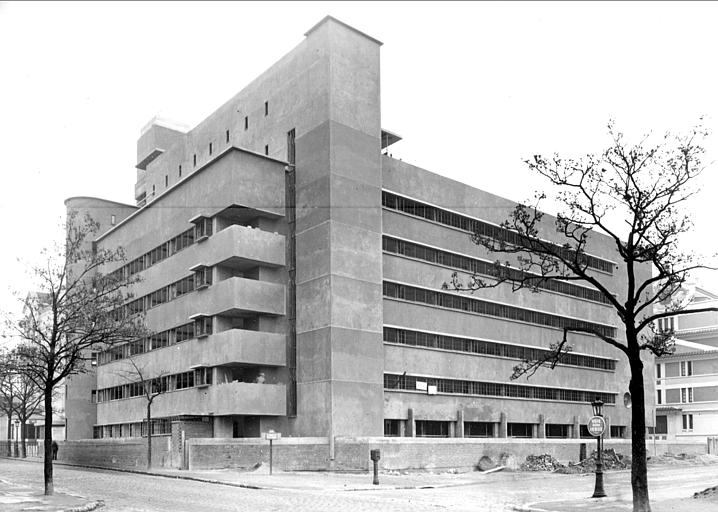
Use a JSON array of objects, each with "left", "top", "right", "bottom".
[
  {"left": 654, "top": 285, "right": 718, "bottom": 443},
  {"left": 65, "top": 16, "right": 650, "bottom": 442}
]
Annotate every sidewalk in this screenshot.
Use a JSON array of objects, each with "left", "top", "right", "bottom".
[
  {"left": 150, "top": 464, "right": 494, "bottom": 491},
  {"left": 0, "top": 477, "right": 103, "bottom": 512},
  {"left": 516, "top": 492, "right": 718, "bottom": 511}
]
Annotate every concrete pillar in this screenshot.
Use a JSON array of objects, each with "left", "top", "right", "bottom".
[
  {"left": 572, "top": 416, "right": 580, "bottom": 439},
  {"left": 456, "top": 410, "right": 465, "bottom": 438},
  {"left": 406, "top": 408, "right": 415, "bottom": 437},
  {"left": 499, "top": 413, "right": 507, "bottom": 438},
  {"left": 538, "top": 414, "right": 546, "bottom": 439}
]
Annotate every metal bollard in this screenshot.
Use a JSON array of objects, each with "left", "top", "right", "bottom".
[{"left": 370, "top": 449, "right": 381, "bottom": 485}]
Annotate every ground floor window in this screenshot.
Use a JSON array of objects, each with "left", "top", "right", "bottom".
[
  {"left": 579, "top": 425, "right": 594, "bottom": 438},
  {"left": 545, "top": 424, "right": 571, "bottom": 438},
  {"left": 682, "top": 414, "right": 693, "bottom": 431},
  {"left": 465, "top": 421, "right": 494, "bottom": 437},
  {"left": 655, "top": 415, "right": 668, "bottom": 435},
  {"left": 415, "top": 420, "right": 450, "bottom": 438},
  {"left": 610, "top": 425, "right": 626, "bottom": 438},
  {"left": 384, "top": 419, "right": 403, "bottom": 437},
  {"left": 508, "top": 422, "right": 533, "bottom": 438}
]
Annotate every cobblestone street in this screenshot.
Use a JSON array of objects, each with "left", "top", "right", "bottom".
[{"left": 2, "top": 458, "right": 718, "bottom": 511}]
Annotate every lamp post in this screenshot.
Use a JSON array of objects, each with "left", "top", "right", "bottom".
[{"left": 589, "top": 398, "right": 607, "bottom": 498}]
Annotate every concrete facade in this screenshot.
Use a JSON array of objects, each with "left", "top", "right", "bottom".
[
  {"left": 654, "top": 286, "right": 718, "bottom": 443},
  {"left": 64, "top": 16, "right": 651, "bottom": 446}
]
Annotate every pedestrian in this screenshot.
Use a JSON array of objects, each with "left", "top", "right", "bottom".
[{"left": 51, "top": 440, "right": 58, "bottom": 460}]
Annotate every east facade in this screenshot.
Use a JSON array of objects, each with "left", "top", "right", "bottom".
[
  {"left": 64, "top": 16, "right": 651, "bottom": 444},
  {"left": 654, "top": 286, "right": 718, "bottom": 443}
]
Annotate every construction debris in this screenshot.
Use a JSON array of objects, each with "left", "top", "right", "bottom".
[{"left": 520, "top": 454, "right": 565, "bottom": 472}]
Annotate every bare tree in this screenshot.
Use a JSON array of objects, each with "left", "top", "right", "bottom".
[
  {"left": 14, "top": 363, "right": 45, "bottom": 458},
  {"left": 445, "top": 122, "right": 716, "bottom": 512},
  {"left": 8, "top": 212, "right": 145, "bottom": 495},
  {"left": 117, "top": 357, "right": 169, "bottom": 470},
  {"left": 0, "top": 351, "right": 19, "bottom": 457}
]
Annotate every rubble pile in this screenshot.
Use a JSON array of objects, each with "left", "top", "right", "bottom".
[
  {"left": 554, "top": 448, "right": 631, "bottom": 474},
  {"left": 694, "top": 485, "right": 718, "bottom": 500},
  {"left": 520, "top": 454, "right": 566, "bottom": 472}
]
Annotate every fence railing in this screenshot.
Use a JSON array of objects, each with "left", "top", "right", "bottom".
[{"left": 0, "top": 440, "right": 43, "bottom": 458}]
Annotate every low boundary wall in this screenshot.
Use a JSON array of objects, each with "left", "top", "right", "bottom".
[{"left": 2, "top": 437, "right": 707, "bottom": 472}]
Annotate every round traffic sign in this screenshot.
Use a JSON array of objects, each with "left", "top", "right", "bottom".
[{"left": 587, "top": 415, "right": 606, "bottom": 436}]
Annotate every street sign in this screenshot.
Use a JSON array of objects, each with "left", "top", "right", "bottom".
[
  {"left": 587, "top": 415, "right": 606, "bottom": 437},
  {"left": 264, "top": 430, "right": 281, "bottom": 440}
]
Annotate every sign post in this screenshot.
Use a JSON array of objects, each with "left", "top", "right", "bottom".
[
  {"left": 264, "top": 430, "right": 281, "bottom": 475},
  {"left": 588, "top": 400, "right": 607, "bottom": 499}
]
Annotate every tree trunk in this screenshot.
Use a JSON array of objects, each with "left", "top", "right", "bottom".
[
  {"left": 146, "top": 401, "right": 152, "bottom": 470},
  {"left": 43, "top": 387, "right": 53, "bottom": 496},
  {"left": 20, "top": 419, "right": 26, "bottom": 458},
  {"left": 629, "top": 350, "right": 651, "bottom": 512},
  {"left": 5, "top": 415, "right": 11, "bottom": 457}
]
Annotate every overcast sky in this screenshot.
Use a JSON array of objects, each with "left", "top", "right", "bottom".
[{"left": 1, "top": 1, "right": 717, "bottom": 319}]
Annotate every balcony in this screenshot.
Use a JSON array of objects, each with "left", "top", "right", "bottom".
[
  {"left": 201, "top": 277, "right": 285, "bottom": 317},
  {"left": 197, "top": 329, "right": 286, "bottom": 367},
  {"left": 201, "top": 224, "right": 285, "bottom": 269},
  {"left": 97, "top": 382, "right": 286, "bottom": 424}
]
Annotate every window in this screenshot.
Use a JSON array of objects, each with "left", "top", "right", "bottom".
[
  {"left": 194, "top": 367, "right": 212, "bottom": 387},
  {"left": 465, "top": 421, "right": 494, "bottom": 438},
  {"left": 657, "top": 390, "right": 662, "bottom": 405},
  {"left": 384, "top": 419, "right": 402, "bottom": 437},
  {"left": 152, "top": 184, "right": 155, "bottom": 196},
  {"left": 244, "top": 116, "right": 248, "bottom": 130},
  {"left": 193, "top": 266, "right": 212, "bottom": 289},
  {"left": 264, "top": 100, "right": 268, "bottom": 116},
  {"left": 656, "top": 363, "right": 662, "bottom": 379},
  {"left": 165, "top": 175, "right": 168, "bottom": 187},
  {"left": 179, "top": 165, "right": 182, "bottom": 177},
  {"left": 174, "top": 322, "right": 194, "bottom": 343},
  {"left": 194, "top": 315, "right": 212, "bottom": 337},
  {"left": 111, "top": 214, "right": 116, "bottom": 226},
  {"left": 545, "top": 424, "right": 570, "bottom": 438},
  {"left": 610, "top": 426, "right": 626, "bottom": 438},
  {"left": 680, "top": 361, "right": 693, "bottom": 376},
  {"left": 682, "top": 414, "right": 694, "bottom": 431},
  {"left": 415, "top": 420, "right": 449, "bottom": 438},
  {"left": 508, "top": 423, "right": 533, "bottom": 438},
  {"left": 681, "top": 387, "right": 693, "bottom": 403},
  {"left": 265, "top": 144, "right": 269, "bottom": 156},
  {"left": 383, "top": 282, "right": 617, "bottom": 339},
  {"left": 209, "top": 142, "right": 213, "bottom": 156},
  {"left": 655, "top": 416, "right": 668, "bottom": 435},
  {"left": 226, "top": 130, "right": 230, "bottom": 143},
  {"left": 192, "top": 216, "right": 213, "bottom": 241},
  {"left": 579, "top": 425, "right": 594, "bottom": 438},
  {"left": 193, "top": 154, "right": 197, "bottom": 167}
]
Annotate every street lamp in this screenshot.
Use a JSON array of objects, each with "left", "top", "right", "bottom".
[{"left": 590, "top": 398, "right": 607, "bottom": 498}]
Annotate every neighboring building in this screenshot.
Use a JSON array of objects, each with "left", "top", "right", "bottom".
[
  {"left": 654, "top": 285, "right": 718, "bottom": 442},
  {"left": 64, "top": 16, "right": 651, "bottom": 442}
]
